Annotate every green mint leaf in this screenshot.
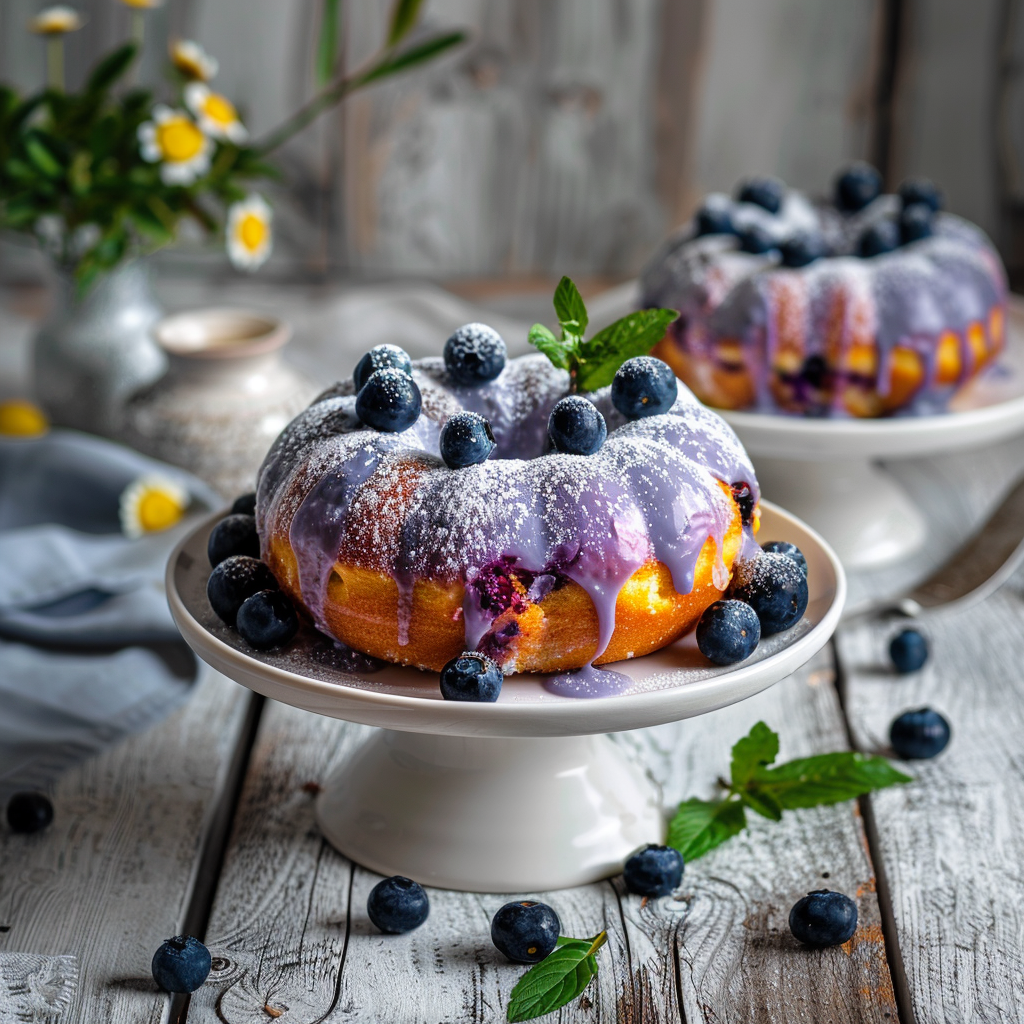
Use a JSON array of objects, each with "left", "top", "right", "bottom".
[
  {"left": 739, "top": 786, "right": 784, "bottom": 821},
  {"left": 85, "top": 44, "right": 137, "bottom": 95},
  {"left": 506, "top": 932, "right": 606, "bottom": 1022},
  {"left": 575, "top": 307, "right": 678, "bottom": 391},
  {"left": 729, "top": 721, "right": 780, "bottom": 788},
  {"left": 752, "top": 752, "right": 912, "bottom": 809},
  {"left": 667, "top": 797, "right": 746, "bottom": 862},
  {"left": 553, "top": 276, "right": 589, "bottom": 339},
  {"left": 528, "top": 323, "right": 572, "bottom": 370},
  {"left": 387, "top": 0, "right": 426, "bottom": 47}
]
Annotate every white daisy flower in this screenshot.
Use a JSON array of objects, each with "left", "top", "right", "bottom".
[
  {"left": 226, "top": 195, "right": 273, "bottom": 271},
  {"left": 30, "top": 5, "right": 84, "bottom": 33},
  {"left": 184, "top": 83, "right": 247, "bottom": 144},
  {"left": 137, "top": 105, "right": 212, "bottom": 186},
  {"left": 170, "top": 39, "right": 218, "bottom": 82},
  {"left": 119, "top": 476, "right": 189, "bottom": 539}
]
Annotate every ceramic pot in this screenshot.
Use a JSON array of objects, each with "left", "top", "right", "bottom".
[
  {"left": 32, "top": 261, "right": 167, "bottom": 438},
  {"left": 118, "top": 309, "right": 318, "bottom": 499}
]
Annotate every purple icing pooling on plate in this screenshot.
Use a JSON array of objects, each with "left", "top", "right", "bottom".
[{"left": 255, "top": 354, "right": 759, "bottom": 680}]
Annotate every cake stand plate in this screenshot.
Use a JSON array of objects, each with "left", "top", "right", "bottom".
[
  {"left": 167, "top": 502, "right": 845, "bottom": 892},
  {"left": 720, "top": 300, "right": 1024, "bottom": 570}
]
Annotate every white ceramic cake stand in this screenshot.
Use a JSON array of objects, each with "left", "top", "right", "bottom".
[
  {"left": 167, "top": 502, "right": 844, "bottom": 893},
  {"left": 720, "top": 301, "right": 1024, "bottom": 570}
]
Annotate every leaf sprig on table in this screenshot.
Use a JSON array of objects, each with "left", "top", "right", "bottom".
[
  {"left": 506, "top": 931, "right": 607, "bottom": 1022},
  {"left": 528, "top": 276, "right": 678, "bottom": 392},
  {"left": 668, "top": 722, "right": 912, "bottom": 862}
]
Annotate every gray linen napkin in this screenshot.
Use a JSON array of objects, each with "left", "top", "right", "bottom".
[{"left": 0, "top": 430, "right": 220, "bottom": 796}]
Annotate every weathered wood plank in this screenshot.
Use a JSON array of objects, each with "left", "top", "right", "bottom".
[
  {"left": 837, "top": 585, "right": 1024, "bottom": 1023},
  {"left": 190, "top": 647, "right": 896, "bottom": 1023},
  {"left": 0, "top": 668, "right": 252, "bottom": 1024}
]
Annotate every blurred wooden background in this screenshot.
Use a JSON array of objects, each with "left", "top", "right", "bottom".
[{"left": 3, "top": 0, "right": 1024, "bottom": 287}]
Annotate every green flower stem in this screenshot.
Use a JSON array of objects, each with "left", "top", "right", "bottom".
[
  {"left": 46, "top": 37, "right": 64, "bottom": 91},
  {"left": 253, "top": 73, "right": 357, "bottom": 156},
  {"left": 131, "top": 11, "right": 145, "bottom": 47}
]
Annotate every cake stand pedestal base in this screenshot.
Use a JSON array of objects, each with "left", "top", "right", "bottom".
[
  {"left": 316, "top": 730, "right": 663, "bottom": 893},
  {"left": 754, "top": 456, "right": 927, "bottom": 570}
]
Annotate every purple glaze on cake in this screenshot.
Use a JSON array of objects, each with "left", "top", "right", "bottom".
[
  {"left": 544, "top": 663, "right": 633, "bottom": 698},
  {"left": 256, "top": 354, "right": 758, "bottom": 675}
]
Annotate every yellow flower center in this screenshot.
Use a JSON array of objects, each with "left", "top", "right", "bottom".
[
  {"left": 156, "top": 117, "right": 204, "bottom": 162},
  {"left": 122, "top": 0, "right": 159, "bottom": 8},
  {"left": 0, "top": 400, "right": 48, "bottom": 437},
  {"left": 136, "top": 489, "right": 184, "bottom": 533},
  {"left": 202, "top": 93, "right": 237, "bottom": 126},
  {"left": 238, "top": 213, "right": 268, "bottom": 252}
]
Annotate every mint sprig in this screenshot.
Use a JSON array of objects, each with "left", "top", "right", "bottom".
[
  {"left": 506, "top": 931, "right": 607, "bottom": 1022},
  {"left": 668, "top": 722, "right": 912, "bottom": 862},
  {"left": 528, "top": 276, "right": 678, "bottom": 392}
]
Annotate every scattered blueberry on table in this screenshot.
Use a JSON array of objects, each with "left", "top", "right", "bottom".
[
  {"left": 151, "top": 935, "right": 212, "bottom": 993},
  {"left": 730, "top": 553, "right": 808, "bottom": 636},
  {"left": 548, "top": 396, "right": 607, "bottom": 455},
  {"left": 889, "top": 707, "right": 950, "bottom": 760},
  {"left": 207, "top": 513, "right": 260, "bottom": 567},
  {"left": 230, "top": 491, "right": 257, "bottom": 517},
  {"left": 622, "top": 844, "right": 684, "bottom": 897},
  {"left": 440, "top": 411, "right": 496, "bottom": 469},
  {"left": 889, "top": 628, "right": 929, "bottom": 674},
  {"left": 354, "top": 344, "right": 413, "bottom": 391},
  {"left": 611, "top": 356, "right": 678, "bottom": 420},
  {"left": 444, "top": 323, "right": 507, "bottom": 386},
  {"left": 367, "top": 876, "right": 430, "bottom": 934},
  {"left": 491, "top": 901, "right": 561, "bottom": 964},
  {"left": 697, "top": 600, "right": 761, "bottom": 665},
  {"left": 736, "top": 176, "right": 785, "bottom": 214},
  {"left": 6, "top": 791, "right": 54, "bottom": 834},
  {"left": 834, "top": 161, "right": 883, "bottom": 213},
  {"left": 236, "top": 590, "right": 299, "bottom": 651},
  {"left": 440, "top": 652, "right": 503, "bottom": 702},
  {"left": 356, "top": 367, "right": 422, "bottom": 432},
  {"left": 760, "top": 540, "right": 808, "bottom": 578},
  {"left": 788, "top": 890, "right": 858, "bottom": 947},
  {"left": 207, "top": 555, "right": 279, "bottom": 628}
]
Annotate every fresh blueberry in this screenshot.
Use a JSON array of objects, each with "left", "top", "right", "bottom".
[
  {"left": 696, "top": 599, "right": 761, "bottom": 665},
  {"left": 439, "top": 652, "right": 503, "bottom": 702},
  {"left": 548, "top": 396, "right": 607, "bottom": 455},
  {"left": 760, "top": 540, "right": 808, "bottom": 578},
  {"left": 730, "top": 481, "right": 756, "bottom": 525},
  {"left": 623, "top": 844, "right": 685, "bottom": 897},
  {"left": 695, "top": 194, "right": 735, "bottom": 236},
  {"left": 236, "top": 589, "right": 299, "bottom": 650},
  {"left": 440, "top": 412, "right": 496, "bottom": 469},
  {"left": 736, "top": 176, "right": 785, "bottom": 214},
  {"left": 899, "top": 177, "right": 943, "bottom": 212},
  {"left": 230, "top": 492, "right": 257, "bottom": 516},
  {"left": 800, "top": 353, "right": 830, "bottom": 390},
  {"left": 490, "top": 900, "right": 561, "bottom": 964},
  {"left": 152, "top": 936, "right": 211, "bottom": 993},
  {"left": 900, "top": 202, "right": 934, "bottom": 244},
  {"left": 356, "top": 367, "right": 422, "bottom": 432},
  {"left": 353, "top": 344, "right": 413, "bottom": 392},
  {"left": 780, "top": 231, "right": 825, "bottom": 268},
  {"left": 730, "top": 553, "right": 808, "bottom": 636},
  {"left": 611, "top": 356, "right": 678, "bottom": 420},
  {"left": 207, "top": 555, "right": 278, "bottom": 627},
  {"left": 737, "top": 222, "right": 779, "bottom": 256},
  {"left": 444, "top": 323, "right": 507, "bottom": 386},
  {"left": 367, "top": 875, "right": 430, "bottom": 934},
  {"left": 890, "top": 707, "right": 950, "bottom": 759},
  {"left": 889, "top": 628, "right": 928, "bottom": 674},
  {"left": 789, "top": 890, "right": 858, "bottom": 947},
  {"left": 207, "top": 513, "right": 259, "bottom": 567},
  {"left": 6, "top": 792, "right": 54, "bottom": 834},
  {"left": 858, "top": 218, "right": 901, "bottom": 257},
  {"left": 834, "top": 162, "right": 883, "bottom": 213}
]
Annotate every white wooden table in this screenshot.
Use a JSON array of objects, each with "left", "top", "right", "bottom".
[{"left": 2, "top": 279, "right": 1023, "bottom": 1022}]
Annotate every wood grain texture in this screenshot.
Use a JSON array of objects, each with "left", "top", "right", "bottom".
[
  {"left": 837, "top": 584, "right": 1024, "bottom": 1024},
  {"left": 0, "top": 668, "right": 251, "bottom": 1024},
  {"left": 188, "top": 649, "right": 896, "bottom": 1023}
]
